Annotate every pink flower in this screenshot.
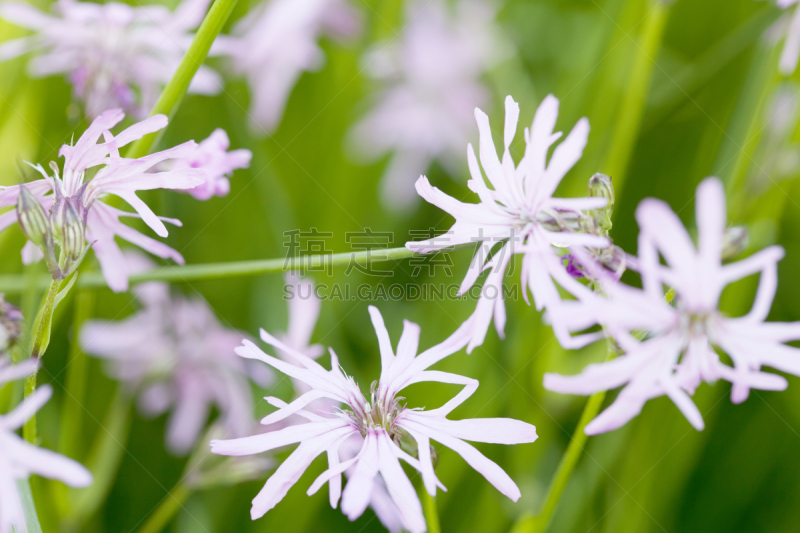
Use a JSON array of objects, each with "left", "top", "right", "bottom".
[
  {"left": 80, "top": 259, "right": 260, "bottom": 455},
  {"left": 277, "top": 275, "right": 403, "bottom": 531},
  {"left": 217, "top": 0, "right": 360, "bottom": 133},
  {"left": 407, "top": 95, "right": 608, "bottom": 353},
  {"left": 349, "top": 0, "right": 505, "bottom": 209},
  {"left": 544, "top": 178, "right": 800, "bottom": 434},
  {"left": 211, "top": 306, "right": 537, "bottom": 532},
  {"left": 0, "top": 108, "right": 205, "bottom": 292},
  {"left": 0, "top": 360, "right": 92, "bottom": 533},
  {"left": 0, "top": 0, "right": 222, "bottom": 118},
  {"left": 163, "top": 129, "right": 252, "bottom": 200}
]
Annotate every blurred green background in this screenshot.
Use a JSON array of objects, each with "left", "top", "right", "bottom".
[{"left": 3, "top": 0, "right": 800, "bottom": 531}]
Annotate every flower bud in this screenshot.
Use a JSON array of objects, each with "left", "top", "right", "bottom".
[
  {"left": 16, "top": 184, "right": 50, "bottom": 247},
  {"left": 61, "top": 200, "right": 86, "bottom": 263},
  {"left": 722, "top": 226, "right": 748, "bottom": 261},
  {"left": 588, "top": 173, "right": 615, "bottom": 232}
]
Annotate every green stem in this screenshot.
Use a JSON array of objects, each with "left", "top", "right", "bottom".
[
  {"left": 714, "top": 42, "right": 781, "bottom": 218},
  {"left": 0, "top": 244, "right": 476, "bottom": 293},
  {"left": 603, "top": 0, "right": 669, "bottom": 192},
  {"left": 510, "top": 391, "right": 608, "bottom": 533},
  {"left": 23, "top": 278, "right": 62, "bottom": 443},
  {"left": 123, "top": 0, "right": 239, "bottom": 159},
  {"left": 136, "top": 484, "right": 192, "bottom": 533},
  {"left": 422, "top": 490, "right": 441, "bottom": 533}
]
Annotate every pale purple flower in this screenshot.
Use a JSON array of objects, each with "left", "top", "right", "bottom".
[
  {"left": 0, "top": 360, "right": 92, "bottom": 533},
  {"left": 277, "top": 275, "right": 404, "bottom": 532},
  {"left": 0, "top": 0, "right": 222, "bottom": 118},
  {"left": 349, "top": 0, "right": 505, "bottom": 209},
  {"left": 217, "top": 0, "right": 360, "bottom": 133},
  {"left": 0, "top": 108, "right": 205, "bottom": 292},
  {"left": 159, "top": 129, "right": 252, "bottom": 200},
  {"left": 777, "top": 0, "right": 800, "bottom": 75},
  {"left": 211, "top": 306, "right": 537, "bottom": 532},
  {"left": 80, "top": 266, "right": 261, "bottom": 455},
  {"left": 407, "top": 95, "right": 609, "bottom": 353},
  {"left": 545, "top": 178, "right": 800, "bottom": 434}
]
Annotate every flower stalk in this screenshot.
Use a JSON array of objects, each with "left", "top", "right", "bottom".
[
  {"left": 0, "top": 244, "right": 477, "bottom": 293},
  {"left": 124, "top": 0, "right": 240, "bottom": 159},
  {"left": 24, "top": 276, "right": 74, "bottom": 442},
  {"left": 136, "top": 483, "right": 192, "bottom": 533},
  {"left": 603, "top": 0, "right": 670, "bottom": 193},
  {"left": 422, "top": 490, "right": 441, "bottom": 533}
]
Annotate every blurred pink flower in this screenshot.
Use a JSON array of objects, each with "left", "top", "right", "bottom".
[
  {"left": 545, "top": 178, "right": 800, "bottom": 434},
  {"left": 349, "top": 0, "right": 505, "bottom": 209},
  {"left": 778, "top": 0, "right": 800, "bottom": 74},
  {"left": 217, "top": 0, "right": 360, "bottom": 133},
  {"left": 0, "top": 108, "right": 205, "bottom": 292},
  {"left": 164, "top": 129, "right": 252, "bottom": 200},
  {"left": 407, "top": 95, "right": 608, "bottom": 353},
  {"left": 80, "top": 265, "right": 260, "bottom": 455},
  {"left": 0, "top": 362, "right": 92, "bottom": 533},
  {"left": 0, "top": 0, "right": 222, "bottom": 118},
  {"left": 211, "top": 306, "right": 537, "bottom": 532}
]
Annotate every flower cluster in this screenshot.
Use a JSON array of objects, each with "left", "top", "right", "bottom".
[
  {"left": 0, "top": 109, "right": 248, "bottom": 291},
  {"left": 409, "top": 93, "right": 800, "bottom": 436},
  {"left": 211, "top": 306, "right": 537, "bottom": 532},
  {"left": 0, "top": 0, "right": 222, "bottom": 118}
]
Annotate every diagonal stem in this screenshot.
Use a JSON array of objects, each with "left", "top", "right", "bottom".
[{"left": 124, "top": 0, "right": 239, "bottom": 159}]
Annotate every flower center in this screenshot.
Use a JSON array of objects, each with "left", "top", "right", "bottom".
[
  {"left": 346, "top": 381, "right": 405, "bottom": 438},
  {"left": 681, "top": 311, "right": 713, "bottom": 337}
]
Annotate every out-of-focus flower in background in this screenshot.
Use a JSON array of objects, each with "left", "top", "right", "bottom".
[
  {"left": 545, "top": 178, "right": 800, "bottom": 434},
  {"left": 211, "top": 306, "right": 536, "bottom": 532},
  {"left": 408, "top": 95, "right": 609, "bottom": 353},
  {"left": 0, "top": 109, "right": 205, "bottom": 291},
  {"left": 349, "top": 0, "right": 506, "bottom": 209},
  {"left": 0, "top": 361, "right": 92, "bottom": 533},
  {"left": 0, "top": 296, "right": 23, "bottom": 356},
  {"left": 215, "top": 0, "right": 360, "bottom": 133},
  {"left": 159, "top": 129, "right": 252, "bottom": 200},
  {"left": 0, "top": 0, "right": 222, "bottom": 118},
  {"left": 80, "top": 253, "right": 263, "bottom": 455},
  {"left": 777, "top": 0, "right": 800, "bottom": 74}
]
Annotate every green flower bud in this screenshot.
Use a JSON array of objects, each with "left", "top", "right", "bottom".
[
  {"left": 588, "top": 173, "right": 615, "bottom": 233},
  {"left": 16, "top": 184, "right": 50, "bottom": 247},
  {"left": 61, "top": 200, "right": 86, "bottom": 263}
]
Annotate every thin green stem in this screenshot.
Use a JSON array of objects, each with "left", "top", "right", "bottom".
[
  {"left": 510, "top": 391, "right": 607, "bottom": 533},
  {"left": 123, "top": 0, "right": 239, "bottom": 159},
  {"left": 23, "top": 278, "right": 62, "bottom": 443},
  {"left": 0, "top": 244, "right": 476, "bottom": 294},
  {"left": 422, "top": 490, "right": 441, "bottom": 533},
  {"left": 603, "top": 0, "right": 669, "bottom": 193},
  {"left": 136, "top": 483, "right": 192, "bottom": 533}
]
